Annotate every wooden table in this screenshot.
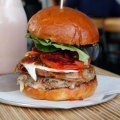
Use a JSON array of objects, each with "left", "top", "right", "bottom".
[{"left": 0, "top": 67, "right": 120, "bottom": 120}]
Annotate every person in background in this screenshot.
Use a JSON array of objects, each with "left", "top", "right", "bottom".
[
  {"left": 23, "top": 0, "right": 42, "bottom": 20},
  {"left": 64, "top": 0, "right": 120, "bottom": 18}
]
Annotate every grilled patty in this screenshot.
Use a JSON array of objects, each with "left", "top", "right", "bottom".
[{"left": 17, "top": 74, "right": 96, "bottom": 90}]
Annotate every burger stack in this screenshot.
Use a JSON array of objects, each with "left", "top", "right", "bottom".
[{"left": 15, "top": 6, "right": 99, "bottom": 100}]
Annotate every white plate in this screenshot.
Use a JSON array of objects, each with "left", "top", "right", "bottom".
[{"left": 0, "top": 74, "right": 119, "bottom": 109}]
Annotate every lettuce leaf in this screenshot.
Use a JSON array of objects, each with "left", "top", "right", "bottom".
[
  {"left": 53, "top": 44, "right": 89, "bottom": 64},
  {"left": 35, "top": 43, "right": 59, "bottom": 52},
  {"left": 27, "top": 33, "right": 89, "bottom": 64}
]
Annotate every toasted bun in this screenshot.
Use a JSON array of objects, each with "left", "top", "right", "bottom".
[
  {"left": 23, "top": 78, "right": 97, "bottom": 100},
  {"left": 28, "top": 6, "right": 99, "bottom": 46}
]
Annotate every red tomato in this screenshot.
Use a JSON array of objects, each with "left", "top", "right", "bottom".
[
  {"left": 40, "top": 56, "right": 80, "bottom": 70},
  {"left": 40, "top": 51, "right": 89, "bottom": 70},
  {"left": 27, "top": 50, "right": 89, "bottom": 70}
]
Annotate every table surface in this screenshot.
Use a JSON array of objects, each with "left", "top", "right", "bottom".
[{"left": 0, "top": 67, "right": 120, "bottom": 120}]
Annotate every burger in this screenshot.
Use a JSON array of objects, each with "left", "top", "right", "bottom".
[{"left": 15, "top": 6, "right": 99, "bottom": 100}]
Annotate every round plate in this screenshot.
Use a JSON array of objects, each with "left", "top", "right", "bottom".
[{"left": 0, "top": 93, "right": 117, "bottom": 109}]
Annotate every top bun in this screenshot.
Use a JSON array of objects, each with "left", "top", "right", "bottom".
[{"left": 28, "top": 6, "right": 99, "bottom": 46}]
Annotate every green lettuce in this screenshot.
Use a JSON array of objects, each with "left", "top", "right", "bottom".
[{"left": 27, "top": 33, "right": 89, "bottom": 64}]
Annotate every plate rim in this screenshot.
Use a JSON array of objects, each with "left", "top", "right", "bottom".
[{"left": 0, "top": 93, "right": 117, "bottom": 109}]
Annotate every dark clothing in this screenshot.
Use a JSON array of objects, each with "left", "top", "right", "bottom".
[
  {"left": 64, "top": 0, "right": 120, "bottom": 18},
  {"left": 24, "top": 0, "right": 39, "bottom": 4},
  {"left": 23, "top": 0, "right": 42, "bottom": 20}
]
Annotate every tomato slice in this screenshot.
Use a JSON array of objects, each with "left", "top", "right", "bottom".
[
  {"left": 40, "top": 51, "right": 89, "bottom": 70},
  {"left": 74, "top": 61, "right": 89, "bottom": 69},
  {"left": 40, "top": 57, "right": 78, "bottom": 70},
  {"left": 26, "top": 50, "right": 89, "bottom": 70}
]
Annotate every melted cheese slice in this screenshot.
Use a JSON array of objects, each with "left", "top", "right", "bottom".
[{"left": 23, "top": 63, "right": 78, "bottom": 81}]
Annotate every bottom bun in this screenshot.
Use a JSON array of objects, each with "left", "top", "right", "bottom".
[{"left": 23, "top": 78, "right": 97, "bottom": 100}]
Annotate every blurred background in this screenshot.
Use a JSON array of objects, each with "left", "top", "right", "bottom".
[{"left": 22, "top": 0, "right": 120, "bottom": 75}]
